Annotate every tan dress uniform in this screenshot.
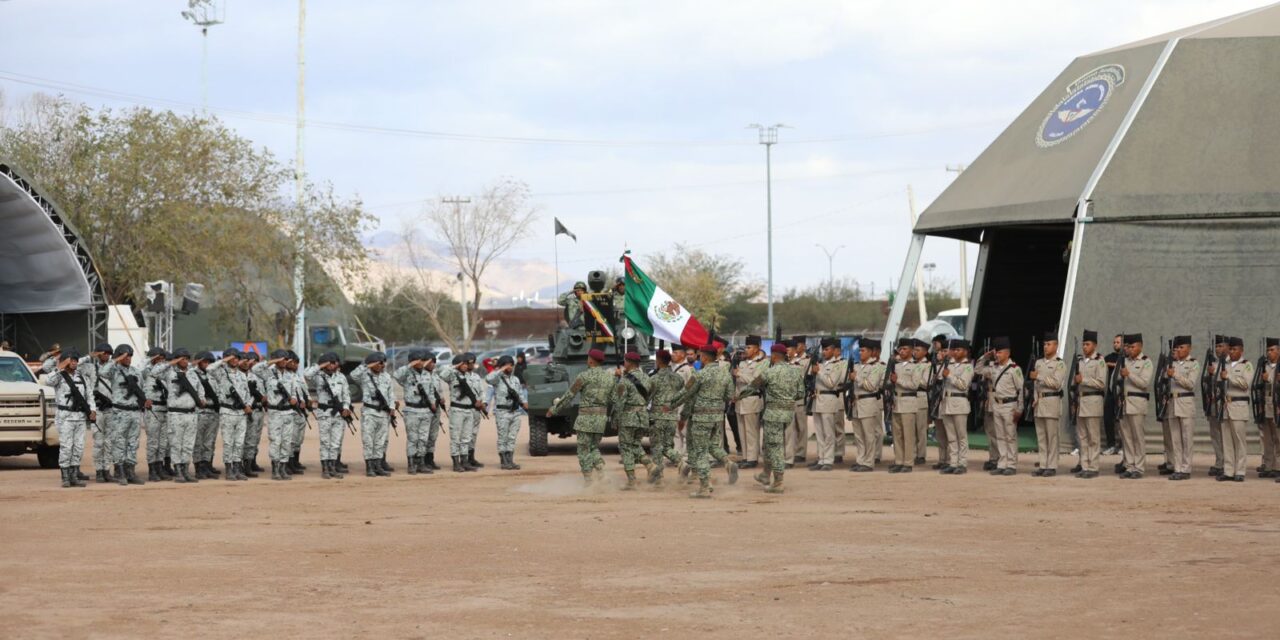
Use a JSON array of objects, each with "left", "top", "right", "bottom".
[
  {"left": 672, "top": 360, "right": 694, "bottom": 456},
  {"left": 1223, "top": 356, "right": 1253, "bottom": 479},
  {"left": 928, "top": 355, "right": 950, "bottom": 466},
  {"left": 1120, "top": 352, "right": 1154, "bottom": 475},
  {"left": 987, "top": 359, "right": 1023, "bottom": 471},
  {"left": 1076, "top": 353, "right": 1107, "bottom": 473},
  {"left": 850, "top": 356, "right": 886, "bottom": 469},
  {"left": 942, "top": 357, "right": 974, "bottom": 470},
  {"left": 975, "top": 352, "right": 999, "bottom": 466},
  {"left": 1033, "top": 355, "right": 1067, "bottom": 472},
  {"left": 1262, "top": 358, "right": 1279, "bottom": 475},
  {"left": 912, "top": 356, "right": 930, "bottom": 462},
  {"left": 890, "top": 355, "right": 920, "bottom": 468},
  {"left": 1206, "top": 343, "right": 1227, "bottom": 473},
  {"left": 1166, "top": 355, "right": 1200, "bottom": 475},
  {"left": 812, "top": 355, "right": 848, "bottom": 466},
  {"left": 734, "top": 351, "right": 767, "bottom": 465},
  {"left": 786, "top": 351, "right": 810, "bottom": 462}
]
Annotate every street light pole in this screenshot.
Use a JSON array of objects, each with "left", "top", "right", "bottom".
[
  {"left": 180, "top": 1, "right": 224, "bottom": 113},
  {"left": 749, "top": 123, "right": 786, "bottom": 336},
  {"left": 946, "top": 163, "right": 969, "bottom": 308},
  {"left": 815, "top": 243, "right": 844, "bottom": 299},
  {"left": 292, "top": 0, "right": 307, "bottom": 359}
]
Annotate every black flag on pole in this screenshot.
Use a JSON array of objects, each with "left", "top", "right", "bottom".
[{"left": 554, "top": 217, "right": 577, "bottom": 242}]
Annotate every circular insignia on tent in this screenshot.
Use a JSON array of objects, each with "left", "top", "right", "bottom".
[
  {"left": 652, "top": 299, "right": 684, "bottom": 323},
  {"left": 1036, "top": 64, "right": 1126, "bottom": 148}
]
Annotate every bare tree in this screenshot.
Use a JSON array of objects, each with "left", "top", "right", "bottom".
[{"left": 398, "top": 223, "right": 466, "bottom": 351}]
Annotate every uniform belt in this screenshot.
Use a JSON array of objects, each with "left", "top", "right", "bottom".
[
  {"left": 579, "top": 406, "right": 608, "bottom": 415},
  {"left": 738, "top": 390, "right": 760, "bottom": 398},
  {"left": 819, "top": 390, "right": 842, "bottom": 395},
  {"left": 364, "top": 403, "right": 390, "bottom": 413},
  {"left": 946, "top": 392, "right": 967, "bottom": 398},
  {"left": 897, "top": 391, "right": 918, "bottom": 397},
  {"left": 151, "top": 401, "right": 167, "bottom": 407},
  {"left": 497, "top": 404, "right": 520, "bottom": 411},
  {"left": 693, "top": 407, "right": 723, "bottom": 415},
  {"left": 269, "top": 404, "right": 294, "bottom": 412},
  {"left": 995, "top": 397, "right": 1018, "bottom": 404},
  {"left": 114, "top": 406, "right": 142, "bottom": 412},
  {"left": 57, "top": 405, "right": 87, "bottom": 412},
  {"left": 1229, "top": 396, "right": 1249, "bottom": 401},
  {"left": 404, "top": 401, "right": 432, "bottom": 409},
  {"left": 1040, "top": 391, "right": 1063, "bottom": 397},
  {"left": 1081, "top": 391, "right": 1104, "bottom": 397},
  {"left": 1126, "top": 392, "right": 1149, "bottom": 399},
  {"left": 1174, "top": 392, "right": 1195, "bottom": 398},
  {"left": 856, "top": 393, "right": 881, "bottom": 400},
  {"left": 167, "top": 407, "right": 196, "bottom": 414}
]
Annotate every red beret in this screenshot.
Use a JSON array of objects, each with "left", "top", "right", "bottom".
[
  {"left": 624, "top": 352, "right": 642, "bottom": 363},
  {"left": 770, "top": 343, "right": 788, "bottom": 354},
  {"left": 655, "top": 349, "right": 671, "bottom": 361},
  {"left": 700, "top": 345, "right": 718, "bottom": 355},
  {"left": 587, "top": 348, "right": 606, "bottom": 361}
]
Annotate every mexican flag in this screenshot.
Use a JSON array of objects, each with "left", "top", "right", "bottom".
[{"left": 621, "top": 252, "right": 716, "bottom": 348}]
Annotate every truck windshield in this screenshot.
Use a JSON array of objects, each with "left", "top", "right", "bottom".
[{"left": 0, "top": 357, "right": 37, "bottom": 383}]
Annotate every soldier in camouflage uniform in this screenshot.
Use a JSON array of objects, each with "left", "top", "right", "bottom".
[
  {"left": 208, "top": 349, "right": 253, "bottom": 481},
  {"left": 463, "top": 353, "right": 489, "bottom": 469},
  {"left": 252, "top": 351, "right": 301, "bottom": 481},
  {"left": 648, "top": 349, "right": 686, "bottom": 477},
  {"left": 284, "top": 352, "right": 310, "bottom": 475},
  {"left": 141, "top": 347, "right": 173, "bottom": 482},
  {"left": 79, "top": 343, "right": 115, "bottom": 482},
  {"left": 351, "top": 352, "right": 396, "bottom": 478},
  {"left": 164, "top": 348, "right": 206, "bottom": 483},
  {"left": 487, "top": 355, "right": 528, "bottom": 471},
  {"left": 739, "top": 343, "right": 803, "bottom": 493},
  {"left": 558, "top": 281, "right": 588, "bottom": 328},
  {"left": 238, "top": 352, "right": 266, "bottom": 477},
  {"left": 305, "top": 351, "right": 353, "bottom": 480},
  {"left": 438, "top": 355, "right": 482, "bottom": 472},
  {"left": 614, "top": 351, "right": 657, "bottom": 489},
  {"left": 547, "top": 348, "right": 615, "bottom": 484},
  {"left": 674, "top": 345, "right": 739, "bottom": 498},
  {"left": 393, "top": 349, "right": 441, "bottom": 475},
  {"left": 194, "top": 352, "right": 222, "bottom": 479},
  {"left": 670, "top": 345, "right": 694, "bottom": 458},
  {"left": 99, "top": 344, "right": 150, "bottom": 486},
  {"left": 48, "top": 349, "right": 94, "bottom": 488}
]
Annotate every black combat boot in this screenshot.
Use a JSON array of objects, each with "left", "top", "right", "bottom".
[
  {"left": 75, "top": 468, "right": 90, "bottom": 481},
  {"left": 407, "top": 453, "right": 418, "bottom": 475},
  {"left": 425, "top": 452, "right": 441, "bottom": 470},
  {"left": 374, "top": 459, "right": 391, "bottom": 477},
  {"left": 68, "top": 467, "right": 86, "bottom": 487},
  {"left": 380, "top": 456, "right": 394, "bottom": 473},
  {"left": 172, "top": 462, "right": 188, "bottom": 484},
  {"left": 242, "top": 458, "right": 259, "bottom": 478},
  {"left": 95, "top": 469, "right": 108, "bottom": 483},
  {"left": 115, "top": 463, "right": 129, "bottom": 486},
  {"left": 161, "top": 457, "right": 175, "bottom": 479},
  {"left": 452, "top": 455, "right": 465, "bottom": 472},
  {"left": 270, "top": 461, "right": 282, "bottom": 481},
  {"left": 184, "top": 463, "right": 199, "bottom": 483},
  {"left": 147, "top": 462, "right": 161, "bottom": 482},
  {"left": 287, "top": 453, "right": 303, "bottom": 475},
  {"left": 60, "top": 467, "right": 72, "bottom": 488},
  {"left": 293, "top": 452, "right": 307, "bottom": 472},
  {"left": 192, "top": 461, "right": 206, "bottom": 479},
  {"left": 461, "top": 454, "right": 478, "bottom": 472},
  {"left": 250, "top": 458, "right": 265, "bottom": 473},
  {"left": 420, "top": 456, "right": 434, "bottom": 474},
  {"left": 468, "top": 449, "right": 484, "bottom": 468},
  {"left": 365, "top": 460, "right": 378, "bottom": 477},
  {"left": 125, "top": 463, "right": 144, "bottom": 485},
  {"left": 225, "top": 462, "right": 237, "bottom": 481},
  {"left": 236, "top": 461, "right": 250, "bottom": 481},
  {"left": 498, "top": 452, "right": 511, "bottom": 470},
  {"left": 335, "top": 454, "right": 349, "bottom": 473},
  {"left": 207, "top": 460, "right": 221, "bottom": 477},
  {"left": 320, "top": 460, "right": 332, "bottom": 479}
]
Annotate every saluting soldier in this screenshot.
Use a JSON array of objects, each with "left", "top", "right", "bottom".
[
  {"left": 1118, "top": 334, "right": 1154, "bottom": 479},
  {"left": 487, "top": 354, "right": 528, "bottom": 471},
  {"left": 848, "top": 338, "right": 886, "bottom": 472},
  {"left": 1031, "top": 332, "right": 1067, "bottom": 477},
  {"left": 809, "top": 338, "right": 847, "bottom": 471},
  {"left": 973, "top": 345, "right": 1000, "bottom": 472},
  {"left": 251, "top": 350, "right": 300, "bottom": 481},
  {"left": 438, "top": 355, "right": 480, "bottom": 472},
  {"left": 304, "top": 352, "right": 353, "bottom": 480},
  {"left": 80, "top": 343, "right": 115, "bottom": 483},
  {"left": 733, "top": 335, "right": 767, "bottom": 469},
  {"left": 1164, "top": 335, "right": 1199, "bottom": 481},
  {"left": 986, "top": 337, "right": 1022, "bottom": 476},
  {"left": 141, "top": 347, "right": 173, "bottom": 482},
  {"left": 547, "top": 348, "right": 616, "bottom": 484},
  {"left": 558, "top": 281, "right": 589, "bottom": 328},
  {"left": 351, "top": 352, "right": 396, "bottom": 478},
  {"left": 464, "top": 352, "right": 490, "bottom": 469},
  {"left": 648, "top": 349, "right": 686, "bottom": 476},
  {"left": 193, "top": 352, "right": 222, "bottom": 479},
  {"left": 283, "top": 352, "right": 309, "bottom": 475},
  {"left": 48, "top": 349, "right": 94, "bottom": 488},
  {"left": 1074, "top": 330, "right": 1107, "bottom": 478},
  {"left": 739, "top": 343, "right": 803, "bottom": 492},
  {"left": 613, "top": 351, "right": 657, "bottom": 489},
  {"left": 100, "top": 344, "right": 150, "bottom": 485},
  {"left": 940, "top": 339, "right": 974, "bottom": 474},
  {"left": 164, "top": 348, "right": 206, "bottom": 483},
  {"left": 238, "top": 352, "right": 266, "bottom": 477},
  {"left": 1261, "top": 338, "right": 1279, "bottom": 479},
  {"left": 888, "top": 339, "right": 920, "bottom": 473},
  {"left": 670, "top": 345, "right": 694, "bottom": 459},
  {"left": 673, "top": 345, "right": 739, "bottom": 498},
  {"left": 208, "top": 349, "right": 253, "bottom": 481},
  {"left": 786, "top": 337, "right": 810, "bottom": 466},
  {"left": 1218, "top": 337, "right": 1252, "bottom": 483},
  {"left": 394, "top": 349, "right": 441, "bottom": 475}
]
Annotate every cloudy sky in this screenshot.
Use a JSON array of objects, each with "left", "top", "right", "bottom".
[{"left": 0, "top": 0, "right": 1264, "bottom": 301}]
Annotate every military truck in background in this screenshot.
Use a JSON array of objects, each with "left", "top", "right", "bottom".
[
  {"left": 522, "top": 271, "right": 651, "bottom": 456},
  {"left": 0, "top": 350, "right": 60, "bottom": 468},
  {"left": 308, "top": 323, "right": 384, "bottom": 402}
]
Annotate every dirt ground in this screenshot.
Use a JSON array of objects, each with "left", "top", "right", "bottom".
[{"left": 2, "top": 418, "right": 1279, "bottom": 640}]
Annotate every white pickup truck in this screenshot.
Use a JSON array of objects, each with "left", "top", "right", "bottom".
[{"left": 0, "top": 350, "right": 59, "bottom": 468}]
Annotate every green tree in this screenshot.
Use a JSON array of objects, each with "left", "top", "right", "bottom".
[{"left": 647, "top": 244, "right": 761, "bottom": 333}]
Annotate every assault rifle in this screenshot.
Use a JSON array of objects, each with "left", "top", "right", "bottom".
[
  {"left": 928, "top": 356, "right": 949, "bottom": 422},
  {"left": 1154, "top": 336, "right": 1172, "bottom": 422},
  {"left": 1200, "top": 332, "right": 1217, "bottom": 419},
  {"left": 1108, "top": 332, "right": 1127, "bottom": 421},
  {"left": 882, "top": 352, "right": 897, "bottom": 417},
  {"left": 803, "top": 345, "right": 821, "bottom": 415},
  {"left": 1021, "top": 337, "right": 1039, "bottom": 421},
  {"left": 1067, "top": 337, "right": 1082, "bottom": 430},
  {"left": 59, "top": 370, "right": 95, "bottom": 423},
  {"left": 457, "top": 376, "right": 490, "bottom": 420},
  {"left": 1250, "top": 338, "right": 1267, "bottom": 424},
  {"left": 1214, "top": 347, "right": 1228, "bottom": 422}
]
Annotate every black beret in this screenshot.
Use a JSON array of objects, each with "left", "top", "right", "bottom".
[
  {"left": 195, "top": 351, "right": 214, "bottom": 362},
  {"left": 113, "top": 344, "right": 134, "bottom": 357},
  {"left": 146, "top": 347, "right": 167, "bottom": 358},
  {"left": 615, "top": 277, "right": 625, "bottom": 285},
  {"left": 59, "top": 349, "right": 81, "bottom": 362},
  {"left": 820, "top": 338, "right": 840, "bottom": 349},
  {"left": 791, "top": 335, "right": 808, "bottom": 343},
  {"left": 1172, "top": 335, "right": 1192, "bottom": 348},
  {"left": 171, "top": 347, "right": 191, "bottom": 359},
  {"left": 241, "top": 351, "right": 260, "bottom": 361},
  {"left": 93, "top": 342, "right": 113, "bottom": 354},
  {"left": 318, "top": 352, "right": 340, "bottom": 364},
  {"left": 451, "top": 355, "right": 464, "bottom": 365},
  {"left": 669, "top": 344, "right": 686, "bottom": 352},
  {"left": 363, "top": 352, "right": 386, "bottom": 364},
  {"left": 270, "top": 349, "right": 289, "bottom": 359},
  {"left": 1043, "top": 331, "right": 1058, "bottom": 342},
  {"left": 464, "top": 352, "right": 477, "bottom": 363},
  {"left": 496, "top": 355, "right": 515, "bottom": 367},
  {"left": 991, "top": 336, "right": 1011, "bottom": 350},
  {"left": 285, "top": 350, "right": 300, "bottom": 362},
  {"left": 1228, "top": 336, "right": 1243, "bottom": 348},
  {"left": 1214, "top": 334, "right": 1227, "bottom": 345},
  {"left": 744, "top": 335, "right": 761, "bottom": 346},
  {"left": 932, "top": 334, "right": 949, "bottom": 346},
  {"left": 1124, "top": 333, "right": 1143, "bottom": 344},
  {"left": 222, "top": 348, "right": 240, "bottom": 359},
  {"left": 406, "top": 349, "right": 424, "bottom": 362},
  {"left": 861, "top": 338, "right": 881, "bottom": 350},
  {"left": 948, "top": 339, "right": 969, "bottom": 350},
  {"left": 1267, "top": 337, "right": 1280, "bottom": 348},
  {"left": 1082, "top": 329, "right": 1098, "bottom": 343}
]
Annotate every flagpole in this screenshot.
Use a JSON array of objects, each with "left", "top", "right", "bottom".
[{"left": 553, "top": 234, "right": 560, "bottom": 302}]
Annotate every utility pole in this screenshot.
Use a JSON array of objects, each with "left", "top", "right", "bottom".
[
  {"left": 946, "top": 163, "right": 969, "bottom": 308},
  {"left": 748, "top": 123, "right": 786, "bottom": 336},
  {"left": 292, "top": 0, "right": 307, "bottom": 360},
  {"left": 444, "top": 196, "right": 473, "bottom": 347},
  {"left": 180, "top": 1, "right": 224, "bottom": 113},
  {"left": 907, "top": 186, "right": 928, "bottom": 326},
  {"left": 815, "top": 243, "right": 844, "bottom": 299}
]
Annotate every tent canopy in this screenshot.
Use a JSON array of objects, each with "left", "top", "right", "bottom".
[
  {"left": 916, "top": 3, "right": 1280, "bottom": 239},
  {"left": 0, "top": 163, "right": 98, "bottom": 314}
]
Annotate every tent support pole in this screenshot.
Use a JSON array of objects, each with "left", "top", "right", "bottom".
[
  {"left": 965, "top": 236, "right": 991, "bottom": 341},
  {"left": 883, "top": 233, "right": 926, "bottom": 342}
]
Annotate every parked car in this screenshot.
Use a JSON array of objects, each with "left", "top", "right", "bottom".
[{"left": 0, "top": 350, "right": 59, "bottom": 468}]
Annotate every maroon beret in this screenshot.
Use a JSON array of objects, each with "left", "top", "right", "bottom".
[
  {"left": 770, "top": 343, "right": 788, "bottom": 354},
  {"left": 624, "top": 352, "right": 642, "bottom": 363},
  {"left": 699, "top": 345, "right": 718, "bottom": 356},
  {"left": 655, "top": 349, "right": 671, "bottom": 362},
  {"left": 587, "top": 348, "right": 606, "bottom": 361}
]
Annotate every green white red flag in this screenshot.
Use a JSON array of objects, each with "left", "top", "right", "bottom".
[{"left": 620, "top": 252, "right": 716, "bottom": 348}]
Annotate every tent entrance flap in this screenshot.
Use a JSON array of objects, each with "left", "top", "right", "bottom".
[{"left": 970, "top": 225, "right": 1072, "bottom": 368}]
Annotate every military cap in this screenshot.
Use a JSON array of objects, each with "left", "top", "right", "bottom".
[
  {"left": 770, "top": 343, "right": 788, "bottom": 355},
  {"left": 1043, "top": 331, "right": 1058, "bottom": 342},
  {"left": 451, "top": 354, "right": 464, "bottom": 365},
  {"left": 1172, "top": 335, "right": 1192, "bottom": 348},
  {"left": 991, "top": 336, "right": 1011, "bottom": 351},
  {"left": 463, "top": 352, "right": 477, "bottom": 363},
  {"left": 819, "top": 337, "right": 840, "bottom": 349},
  {"left": 948, "top": 338, "right": 969, "bottom": 350},
  {"left": 932, "top": 334, "right": 949, "bottom": 346},
  {"left": 1124, "top": 333, "right": 1143, "bottom": 344},
  {"left": 1214, "top": 334, "right": 1228, "bottom": 345},
  {"left": 195, "top": 351, "right": 214, "bottom": 362},
  {"left": 318, "top": 351, "right": 340, "bottom": 365},
  {"left": 1082, "top": 329, "right": 1098, "bottom": 343},
  {"left": 241, "top": 350, "right": 260, "bottom": 361},
  {"left": 573, "top": 281, "right": 587, "bottom": 290},
  {"left": 222, "top": 347, "right": 240, "bottom": 359},
  {"left": 655, "top": 349, "right": 671, "bottom": 362},
  {"left": 615, "top": 277, "right": 625, "bottom": 286},
  {"left": 699, "top": 345, "right": 718, "bottom": 356},
  {"left": 669, "top": 344, "right": 686, "bottom": 352},
  {"left": 363, "top": 352, "right": 386, "bottom": 364},
  {"left": 1228, "top": 336, "right": 1244, "bottom": 348},
  {"left": 421, "top": 351, "right": 437, "bottom": 362},
  {"left": 791, "top": 335, "right": 808, "bottom": 344},
  {"left": 496, "top": 355, "right": 515, "bottom": 367},
  {"left": 270, "top": 349, "right": 289, "bottom": 359},
  {"left": 113, "top": 344, "right": 134, "bottom": 357},
  {"left": 1267, "top": 337, "right": 1280, "bottom": 348},
  {"left": 93, "top": 342, "right": 113, "bottom": 354},
  {"left": 285, "top": 350, "right": 301, "bottom": 362},
  {"left": 170, "top": 347, "right": 191, "bottom": 359},
  {"left": 58, "top": 349, "right": 81, "bottom": 362},
  {"left": 405, "top": 349, "right": 424, "bottom": 362},
  {"left": 861, "top": 338, "right": 881, "bottom": 350},
  {"left": 146, "top": 347, "right": 167, "bottom": 358},
  {"left": 587, "top": 348, "right": 606, "bottom": 361},
  {"left": 623, "top": 352, "right": 642, "bottom": 363},
  {"left": 744, "top": 335, "right": 762, "bottom": 346}
]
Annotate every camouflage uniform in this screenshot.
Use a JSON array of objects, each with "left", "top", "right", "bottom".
[
  {"left": 487, "top": 369, "right": 526, "bottom": 456},
  {"left": 350, "top": 363, "right": 395, "bottom": 462},
  {"left": 78, "top": 354, "right": 113, "bottom": 474},
  {"left": 305, "top": 365, "right": 352, "bottom": 464},
  {"left": 48, "top": 367, "right": 95, "bottom": 471},
  {"left": 648, "top": 366, "right": 686, "bottom": 467},
  {"left": 251, "top": 361, "right": 297, "bottom": 465},
  {"left": 465, "top": 369, "right": 487, "bottom": 452},
  {"left": 288, "top": 369, "right": 309, "bottom": 459},
  {"left": 141, "top": 360, "right": 171, "bottom": 468},
  {"left": 244, "top": 374, "right": 266, "bottom": 466},
  {"left": 549, "top": 366, "right": 615, "bottom": 476},
  {"left": 438, "top": 365, "right": 479, "bottom": 459},
  {"left": 675, "top": 363, "right": 735, "bottom": 492},
  {"left": 194, "top": 366, "right": 221, "bottom": 468},
  {"left": 165, "top": 364, "right": 205, "bottom": 466},
  {"left": 100, "top": 360, "right": 147, "bottom": 468},
  {"left": 671, "top": 360, "right": 695, "bottom": 456},
  {"left": 743, "top": 360, "right": 804, "bottom": 482},
  {"left": 394, "top": 364, "right": 440, "bottom": 465},
  {"left": 612, "top": 369, "right": 653, "bottom": 476},
  {"left": 208, "top": 360, "right": 251, "bottom": 467}
]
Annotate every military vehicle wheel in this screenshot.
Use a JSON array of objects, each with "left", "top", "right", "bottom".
[
  {"left": 528, "top": 417, "right": 549, "bottom": 457},
  {"left": 36, "top": 445, "right": 59, "bottom": 469}
]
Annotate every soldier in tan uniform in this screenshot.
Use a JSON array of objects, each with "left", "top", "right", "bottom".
[
  {"left": 1206, "top": 335, "right": 1229, "bottom": 477},
  {"left": 785, "top": 337, "right": 811, "bottom": 465},
  {"left": 1031, "top": 332, "right": 1067, "bottom": 477},
  {"left": 973, "top": 346, "right": 1000, "bottom": 471},
  {"left": 911, "top": 340, "right": 930, "bottom": 465},
  {"left": 929, "top": 335, "right": 952, "bottom": 469},
  {"left": 1217, "top": 337, "right": 1251, "bottom": 482},
  {"left": 940, "top": 339, "right": 974, "bottom": 474},
  {"left": 732, "top": 335, "right": 767, "bottom": 469},
  {"left": 1118, "top": 334, "right": 1154, "bottom": 479},
  {"left": 670, "top": 345, "right": 693, "bottom": 459},
  {"left": 888, "top": 339, "right": 919, "bottom": 473},
  {"left": 985, "top": 337, "right": 1022, "bottom": 476},
  {"left": 1074, "top": 330, "right": 1107, "bottom": 478},
  {"left": 848, "top": 338, "right": 886, "bottom": 472},
  {"left": 809, "top": 338, "right": 847, "bottom": 471},
  {"left": 1164, "top": 335, "right": 1199, "bottom": 481},
  {"left": 1261, "top": 338, "right": 1279, "bottom": 479}
]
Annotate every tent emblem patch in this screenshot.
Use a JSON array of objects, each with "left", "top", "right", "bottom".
[{"left": 1036, "top": 64, "right": 1126, "bottom": 148}]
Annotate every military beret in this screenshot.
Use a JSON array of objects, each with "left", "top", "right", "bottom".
[
  {"left": 1172, "top": 335, "right": 1192, "bottom": 348},
  {"left": 113, "top": 344, "right": 134, "bottom": 357},
  {"left": 861, "top": 338, "right": 881, "bottom": 350},
  {"left": 194, "top": 351, "right": 214, "bottom": 362},
  {"left": 497, "top": 355, "right": 515, "bottom": 367},
  {"left": 615, "top": 277, "right": 625, "bottom": 285},
  {"left": 286, "top": 350, "right": 301, "bottom": 362},
  {"left": 59, "top": 349, "right": 81, "bottom": 362},
  {"left": 1043, "top": 331, "right": 1058, "bottom": 342},
  {"left": 451, "top": 355, "right": 464, "bottom": 365},
  {"left": 241, "top": 350, "right": 260, "bottom": 361},
  {"left": 1228, "top": 336, "right": 1243, "bottom": 348},
  {"left": 270, "top": 349, "right": 290, "bottom": 359},
  {"left": 669, "top": 344, "right": 685, "bottom": 352},
  {"left": 93, "top": 342, "right": 113, "bottom": 354},
  {"left": 318, "top": 352, "right": 340, "bottom": 365},
  {"left": 655, "top": 349, "right": 671, "bottom": 362},
  {"left": 1267, "top": 337, "right": 1279, "bottom": 348},
  {"left": 587, "top": 348, "right": 606, "bottom": 361},
  {"left": 222, "top": 347, "right": 240, "bottom": 359},
  {"left": 770, "top": 343, "right": 788, "bottom": 355},
  {"left": 820, "top": 338, "right": 840, "bottom": 349},
  {"left": 991, "top": 336, "right": 1011, "bottom": 351},
  {"left": 623, "top": 352, "right": 642, "bottom": 363},
  {"left": 170, "top": 347, "right": 191, "bottom": 359},
  {"left": 744, "top": 335, "right": 761, "bottom": 346},
  {"left": 1082, "top": 329, "right": 1098, "bottom": 343},
  {"left": 1214, "top": 334, "right": 1227, "bottom": 345},
  {"left": 948, "top": 339, "right": 969, "bottom": 350},
  {"left": 463, "top": 352, "right": 477, "bottom": 363},
  {"left": 146, "top": 347, "right": 167, "bottom": 358},
  {"left": 932, "top": 334, "right": 949, "bottom": 346},
  {"left": 699, "top": 345, "right": 718, "bottom": 356},
  {"left": 363, "top": 352, "right": 386, "bottom": 364},
  {"left": 422, "top": 351, "right": 437, "bottom": 362},
  {"left": 1124, "top": 333, "right": 1143, "bottom": 344}
]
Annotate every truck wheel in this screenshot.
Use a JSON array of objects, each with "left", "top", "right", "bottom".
[
  {"left": 36, "top": 445, "right": 60, "bottom": 469},
  {"left": 528, "top": 417, "right": 549, "bottom": 457}
]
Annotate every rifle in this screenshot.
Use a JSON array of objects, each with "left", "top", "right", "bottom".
[
  {"left": 1067, "top": 337, "right": 1082, "bottom": 429},
  {"left": 1214, "top": 347, "right": 1228, "bottom": 422},
  {"left": 967, "top": 340, "right": 991, "bottom": 431},
  {"left": 928, "top": 357, "right": 949, "bottom": 422},
  {"left": 318, "top": 371, "right": 356, "bottom": 435},
  {"left": 882, "top": 353, "right": 897, "bottom": 416},
  {"left": 123, "top": 372, "right": 147, "bottom": 411},
  {"left": 1108, "top": 332, "right": 1127, "bottom": 422},
  {"left": 1021, "top": 337, "right": 1039, "bottom": 421},
  {"left": 1154, "top": 336, "right": 1172, "bottom": 421},
  {"left": 1250, "top": 338, "right": 1267, "bottom": 424},
  {"left": 803, "top": 346, "right": 821, "bottom": 415},
  {"left": 367, "top": 375, "right": 401, "bottom": 435},
  {"left": 297, "top": 387, "right": 317, "bottom": 430},
  {"left": 1200, "top": 332, "right": 1217, "bottom": 419},
  {"left": 59, "top": 370, "right": 95, "bottom": 423},
  {"left": 457, "top": 375, "right": 490, "bottom": 419}
]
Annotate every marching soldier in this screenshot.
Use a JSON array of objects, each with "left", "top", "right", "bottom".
[
  {"left": 304, "top": 352, "right": 353, "bottom": 480},
  {"left": 487, "top": 354, "right": 528, "bottom": 471},
  {"left": 985, "top": 337, "right": 1022, "bottom": 476},
  {"left": 1261, "top": 338, "right": 1279, "bottom": 479},
  {"left": 351, "top": 352, "right": 396, "bottom": 477},
  {"left": 671, "top": 345, "right": 694, "bottom": 458},
  {"left": 100, "top": 344, "right": 150, "bottom": 485},
  {"left": 394, "top": 349, "right": 441, "bottom": 475},
  {"left": 81, "top": 342, "right": 114, "bottom": 483},
  {"left": 929, "top": 335, "right": 952, "bottom": 469},
  {"left": 1205, "top": 335, "right": 1229, "bottom": 476},
  {"left": 786, "top": 337, "right": 810, "bottom": 466},
  {"left": 48, "top": 349, "right": 94, "bottom": 487},
  {"left": 739, "top": 343, "right": 803, "bottom": 493},
  {"left": 1118, "top": 334, "right": 1154, "bottom": 479},
  {"left": 848, "top": 338, "right": 886, "bottom": 472},
  {"left": 547, "top": 348, "right": 615, "bottom": 484},
  {"left": 674, "top": 345, "right": 739, "bottom": 498},
  {"left": 940, "top": 339, "right": 974, "bottom": 474},
  {"left": 810, "top": 338, "right": 847, "bottom": 471},
  {"left": 888, "top": 339, "right": 919, "bottom": 473},
  {"left": 208, "top": 349, "right": 252, "bottom": 481},
  {"left": 1165, "top": 335, "right": 1199, "bottom": 481},
  {"left": 164, "top": 348, "right": 205, "bottom": 483},
  {"left": 1031, "top": 332, "right": 1066, "bottom": 477},
  {"left": 1218, "top": 337, "right": 1251, "bottom": 483},
  {"left": 252, "top": 351, "right": 301, "bottom": 480},
  {"left": 1074, "top": 330, "right": 1106, "bottom": 478},
  {"left": 193, "top": 352, "right": 222, "bottom": 479},
  {"left": 141, "top": 347, "right": 173, "bottom": 482},
  {"left": 648, "top": 349, "right": 686, "bottom": 476},
  {"left": 732, "top": 335, "right": 767, "bottom": 469},
  {"left": 911, "top": 339, "right": 931, "bottom": 466},
  {"left": 238, "top": 352, "right": 266, "bottom": 477},
  {"left": 613, "top": 351, "right": 657, "bottom": 489}
]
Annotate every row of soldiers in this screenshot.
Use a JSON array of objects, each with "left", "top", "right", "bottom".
[{"left": 43, "top": 343, "right": 530, "bottom": 487}]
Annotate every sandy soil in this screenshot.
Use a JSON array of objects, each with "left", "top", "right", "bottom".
[{"left": 2, "top": 418, "right": 1279, "bottom": 640}]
